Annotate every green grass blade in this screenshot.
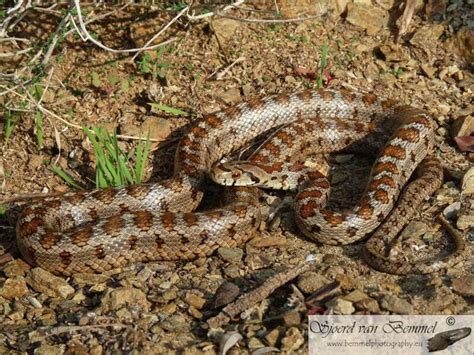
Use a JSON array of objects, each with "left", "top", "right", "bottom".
[
  {"left": 51, "top": 166, "right": 83, "bottom": 189},
  {"left": 150, "top": 103, "right": 189, "bottom": 116},
  {"left": 36, "top": 110, "right": 43, "bottom": 148}
]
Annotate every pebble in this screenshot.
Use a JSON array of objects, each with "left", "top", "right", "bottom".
[
  {"left": 217, "top": 247, "right": 243, "bottom": 264},
  {"left": 73, "top": 273, "right": 110, "bottom": 286},
  {"left": 265, "top": 328, "right": 280, "bottom": 346},
  {"left": 346, "top": 3, "right": 388, "bottom": 35},
  {"left": 326, "top": 297, "right": 355, "bottom": 315},
  {"left": 380, "top": 295, "right": 414, "bottom": 314},
  {"left": 223, "top": 265, "right": 240, "bottom": 278},
  {"left": 26, "top": 268, "right": 74, "bottom": 299},
  {"left": 335, "top": 273, "right": 355, "bottom": 290},
  {"left": 248, "top": 337, "right": 265, "bottom": 350},
  {"left": 443, "top": 202, "right": 461, "bottom": 219},
  {"left": 354, "top": 297, "right": 381, "bottom": 313},
  {"left": 451, "top": 276, "right": 474, "bottom": 297},
  {"left": 34, "top": 344, "right": 65, "bottom": 355},
  {"left": 282, "top": 309, "right": 301, "bottom": 326},
  {"left": 185, "top": 292, "right": 206, "bottom": 309},
  {"left": 213, "top": 281, "right": 240, "bottom": 308},
  {"left": 0, "top": 277, "right": 29, "bottom": 299},
  {"left": 297, "top": 272, "right": 330, "bottom": 293},
  {"left": 161, "top": 314, "right": 190, "bottom": 332},
  {"left": 281, "top": 327, "right": 304, "bottom": 352},
  {"left": 342, "top": 289, "right": 369, "bottom": 303},
  {"left": 100, "top": 287, "right": 150, "bottom": 312},
  {"left": 2, "top": 259, "right": 31, "bottom": 278}
]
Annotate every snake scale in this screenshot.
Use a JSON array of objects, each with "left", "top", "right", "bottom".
[{"left": 16, "top": 89, "right": 466, "bottom": 275}]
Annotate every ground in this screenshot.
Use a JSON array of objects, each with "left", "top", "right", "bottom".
[{"left": 0, "top": 1, "right": 473, "bottom": 354}]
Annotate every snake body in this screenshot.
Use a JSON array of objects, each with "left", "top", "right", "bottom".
[{"left": 16, "top": 89, "right": 466, "bottom": 275}]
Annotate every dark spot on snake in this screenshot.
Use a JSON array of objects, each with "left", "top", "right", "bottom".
[
  {"left": 91, "top": 188, "right": 118, "bottom": 203},
  {"left": 40, "top": 233, "right": 62, "bottom": 249},
  {"left": 94, "top": 245, "right": 106, "bottom": 259},
  {"left": 103, "top": 215, "right": 124, "bottom": 237},
  {"left": 59, "top": 251, "right": 73, "bottom": 266},
  {"left": 299, "top": 201, "right": 318, "bottom": 218},
  {"left": 19, "top": 217, "right": 43, "bottom": 237},
  {"left": 133, "top": 211, "right": 154, "bottom": 231},
  {"left": 71, "top": 225, "right": 94, "bottom": 247},
  {"left": 129, "top": 235, "right": 138, "bottom": 250},
  {"left": 346, "top": 227, "right": 358, "bottom": 238},
  {"left": 180, "top": 236, "right": 191, "bottom": 245}
]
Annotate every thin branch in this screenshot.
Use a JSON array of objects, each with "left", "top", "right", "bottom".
[
  {"left": 216, "top": 13, "right": 319, "bottom": 24},
  {"left": 207, "top": 260, "right": 314, "bottom": 329},
  {"left": 72, "top": 0, "right": 178, "bottom": 54}
]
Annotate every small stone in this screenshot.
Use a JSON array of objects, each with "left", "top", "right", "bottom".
[
  {"left": 26, "top": 268, "right": 74, "bottom": 299},
  {"left": 283, "top": 309, "right": 301, "bottom": 326},
  {"left": 281, "top": 327, "right": 304, "bottom": 352},
  {"left": 452, "top": 276, "right": 474, "bottom": 297},
  {"left": 120, "top": 117, "right": 172, "bottom": 143},
  {"left": 343, "top": 289, "right": 369, "bottom": 303},
  {"left": 265, "top": 328, "right": 280, "bottom": 346},
  {"left": 217, "top": 247, "right": 243, "bottom": 264},
  {"left": 188, "top": 305, "right": 203, "bottom": 319},
  {"left": 248, "top": 236, "right": 287, "bottom": 248},
  {"left": 0, "top": 277, "right": 29, "bottom": 299},
  {"left": 335, "top": 273, "right": 355, "bottom": 290},
  {"left": 213, "top": 281, "right": 240, "bottom": 308},
  {"left": 185, "top": 292, "right": 206, "bottom": 309},
  {"left": 248, "top": 337, "right": 264, "bottom": 350},
  {"left": 326, "top": 297, "right": 355, "bottom": 315},
  {"left": 410, "top": 24, "right": 444, "bottom": 49},
  {"left": 297, "top": 272, "right": 330, "bottom": 293},
  {"left": 161, "top": 314, "right": 189, "bottom": 332},
  {"left": 162, "top": 289, "right": 177, "bottom": 301},
  {"left": 378, "top": 43, "right": 409, "bottom": 62},
  {"left": 223, "top": 265, "right": 240, "bottom": 278},
  {"left": 346, "top": 3, "right": 388, "bottom": 35},
  {"left": 211, "top": 18, "right": 241, "bottom": 44},
  {"left": 443, "top": 202, "right": 461, "bottom": 219},
  {"left": 215, "top": 87, "right": 241, "bottom": 105},
  {"left": 34, "top": 343, "right": 65, "bottom": 355},
  {"left": 421, "top": 64, "right": 437, "bottom": 78},
  {"left": 2, "top": 259, "right": 31, "bottom": 278},
  {"left": 245, "top": 254, "right": 272, "bottom": 270},
  {"left": 101, "top": 287, "right": 150, "bottom": 312},
  {"left": 380, "top": 295, "right": 414, "bottom": 314},
  {"left": 116, "top": 308, "right": 133, "bottom": 320},
  {"left": 28, "top": 155, "right": 43, "bottom": 170},
  {"left": 399, "top": 221, "right": 429, "bottom": 241},
  {"left": 73, "top": 273, "right": 110, "bottom": 286},
  {"left": 354, "top": 297, "right": 381, "bottom": 313}
]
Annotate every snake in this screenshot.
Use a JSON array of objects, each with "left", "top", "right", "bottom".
[{"left": 15, "top": 89, "right": 466, "bottom": 275}]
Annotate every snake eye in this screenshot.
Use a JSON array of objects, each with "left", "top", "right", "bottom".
[{"left": 231, "top": 172, "right": 241, "bottom": 179}]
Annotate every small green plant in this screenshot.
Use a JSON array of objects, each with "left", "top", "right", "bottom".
[
  {"left": 53, "top": 127, "right": 151, "bottom": 189},
  {"left": 166, "top": 1, "right": 187, "bottom": 11},
  {"left": 29, "top": 83, "right": 44, "bottom": 148},
  {"left": 138, "top": 47, "right": 170, "bottom": 80},
  {"left": 90, "top": 71, "right": 130, "bottom": 97},
  {"left": 149, "top": 103, "right": 189, "bottom": 116},
  {"left": 316, "top": 42, "right": 329, "bottom": 89}
]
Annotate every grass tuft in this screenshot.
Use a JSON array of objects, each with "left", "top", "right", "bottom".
[{"left": 53, "top": 127, "right": 151, "bottom": 189}]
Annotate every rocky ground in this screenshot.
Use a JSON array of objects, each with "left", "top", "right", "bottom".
[{"left": 0, "top": 1, "right": 473, "bottom": 353}]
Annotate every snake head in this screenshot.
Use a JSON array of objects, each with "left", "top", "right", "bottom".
[{"left": 211, "top": 161, "right": 267, "bottom": 187}]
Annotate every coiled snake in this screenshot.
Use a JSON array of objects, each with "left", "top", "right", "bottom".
[{"left": 16, "top": 89, "right": 466, "bottom": 275}]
